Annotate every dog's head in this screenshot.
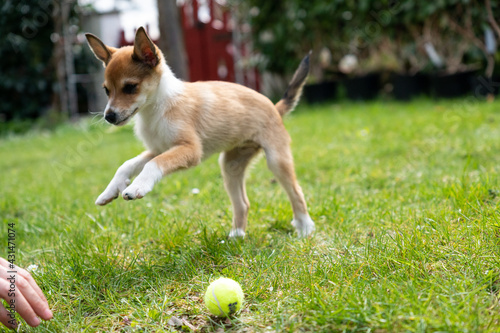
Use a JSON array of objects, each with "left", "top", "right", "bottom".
[{"left": 86, "top": 27, "right": 163, "bottom": 126}]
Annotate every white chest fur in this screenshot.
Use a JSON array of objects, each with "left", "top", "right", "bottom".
[
  {"left": 134, "top": 64, "right": 184, "bottom": 154},
  {"left": 134, "top": 110, "right": 179, "bottom": 154}
]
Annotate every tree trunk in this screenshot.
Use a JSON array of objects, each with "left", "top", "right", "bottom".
[{"left": 157, "top": 0, "right": 189, "bottom": 80}]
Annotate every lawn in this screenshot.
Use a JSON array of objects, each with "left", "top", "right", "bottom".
[{"left": 1, "top": 98, "right": 500, "bottom": 332}]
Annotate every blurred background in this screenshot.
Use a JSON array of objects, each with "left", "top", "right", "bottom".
[{"left": 1, "top": 0, "right": 499, "bottom": 134}]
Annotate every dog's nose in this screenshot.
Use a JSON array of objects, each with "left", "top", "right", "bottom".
[{"left": 104, "top": 111, "right": 117, "bottom": 124}]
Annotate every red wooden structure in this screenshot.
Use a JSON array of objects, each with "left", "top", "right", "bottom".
[
  {"left": 180, "top": 0, "right": 259, "bottom": 90},
  {"left": 181, "top": 0, "right": 233, "bottom": 82}
]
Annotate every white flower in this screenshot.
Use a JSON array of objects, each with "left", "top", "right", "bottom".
[{"left": 26, "top": 264, "right": 39, "bottom": 273}]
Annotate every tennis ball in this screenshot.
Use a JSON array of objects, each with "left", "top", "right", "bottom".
[{"left": 204, "top": 277, "right": 244, "bottom": 317}]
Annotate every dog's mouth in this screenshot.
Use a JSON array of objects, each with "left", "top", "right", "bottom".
[{"left": 115, "top": 107, "right": 139, "bottom": 126}]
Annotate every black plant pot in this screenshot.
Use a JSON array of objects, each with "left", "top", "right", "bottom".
[
  {"left": 430, "top": 71, "right": 475, "bottom": 98},
  {"left": 470, "top": 75, "right": 500, "bottom": 98},
  {"left": 391, "top": 73, "right": 429, "bottom": 101},
  {"left": 303, "top": 81, "right": 337, "bottom": 104},
  {"left": 343, "top": 73, "right": 380, "bottom": 101}
]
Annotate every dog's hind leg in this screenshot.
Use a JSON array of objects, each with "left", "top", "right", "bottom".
[
  {"left": 262, "top": 135, "right": 315, "bottom": 237},
  {"left": 219, "top": 145, "right": 261, "bottom": 238}
]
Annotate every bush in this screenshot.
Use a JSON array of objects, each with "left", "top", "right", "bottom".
[
  {"left": 239, "top": 0, "right": 499, "bottom": 79},
  {"left": 0, "top": 1, "right": 56, "bottom": 121}
]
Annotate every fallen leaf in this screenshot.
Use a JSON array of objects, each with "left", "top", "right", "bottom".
[{"left": 167, "top": 316, "right": 183, "bottom": 327}]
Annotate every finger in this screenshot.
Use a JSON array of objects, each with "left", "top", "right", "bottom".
[
  {"left": 0, "top": 260, "right": 52, "bottom": 321},
  {"left": 17, "top": 267, "right": 50, "bottom": 307},
  {"left": 0, "top": 278, "right": 40, "bottom": 327},
  {"left": 15, "top": 270, "right": 52, "bottom": 320},
  {"left": 0, "top": 299, "right": 17, "bottom": 329},
  {"left": 0, "top": 258, "right": 12, "bottom": 270},
  {"left": 0, "top": 259, "right": 50, "bottom": 310}
]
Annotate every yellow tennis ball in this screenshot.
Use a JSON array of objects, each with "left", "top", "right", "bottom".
[{"left": 204, "top": 277, "right": 244, "bottom": 317}]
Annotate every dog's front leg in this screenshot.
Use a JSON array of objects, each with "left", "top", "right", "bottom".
[
  {"left": 95, "top": 151, "right": 156, "bottom": 205},
  {"left": 122, "top": 142, "right": 202, "bottom": 200}
]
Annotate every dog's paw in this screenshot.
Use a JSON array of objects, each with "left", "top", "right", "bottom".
[
  {"left": 292, "top": 214, "right": 315, "bottom": 238},
  {"left": 228, "top": 228, "right": 246, "bottom": 238},
  {"left": 122, "top": 181, "right": 153, "bottom": 200},
  {"left": 95, "top": 191, "right": 119, "bottom": 206},
  {"left": 122, "top": 163, "right": 162, "bottom": 201},
  {"left": 95, "top": 179, "right": 131, "bottom": 206}
]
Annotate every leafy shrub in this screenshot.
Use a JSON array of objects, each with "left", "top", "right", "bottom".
[{"left": 0, "top": 0, "right": 56, "bottom": 121}]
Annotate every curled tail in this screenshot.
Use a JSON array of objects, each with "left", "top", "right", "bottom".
[{"left": 275, "top": 51, "right": 311, "bottom": 116}]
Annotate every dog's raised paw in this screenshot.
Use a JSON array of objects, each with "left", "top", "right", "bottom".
[
  {"left": 95, "top": 179, "right": 131, "bottom": 205},
  {"left": 122, "top": 182, "right": 152, "bottom": 200},
  {"left": 95, "top": 193, "right": 117, "bottom": 206}
]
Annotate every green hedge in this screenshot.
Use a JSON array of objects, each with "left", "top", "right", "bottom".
[
  {"left": 0, "top": 0, "right": 56, "bottom": 121},
  {"left": 240, "top": 0, "right": 499, "bottom": 78}
]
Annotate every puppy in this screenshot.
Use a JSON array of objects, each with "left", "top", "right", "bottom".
[{"left": 85, "top": 27, "right": 315, "bottom": 237}]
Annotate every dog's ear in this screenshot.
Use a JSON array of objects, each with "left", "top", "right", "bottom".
[
  {"left": 132, "top": 27, "right": 159, "bottom": 67},
  {"left": 85, "top": 33, "right": 116, "bottom": 66}
]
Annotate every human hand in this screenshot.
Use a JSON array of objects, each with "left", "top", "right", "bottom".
[{"left": 0, "top": 258, "right": 52, "bottom": 328}]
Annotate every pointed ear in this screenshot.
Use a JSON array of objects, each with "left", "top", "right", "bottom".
[
  {"left": 133, "top": 27, "right": 159, "bottom": 67},
  {"left": 85, "top": 33, "right": 116, "bottom": 66}
]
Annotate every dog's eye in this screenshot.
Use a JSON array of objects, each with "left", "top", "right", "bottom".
[
  {"left": 104, "top": 87, "right": 109, "bottom": 96},
  {"left": 123, "top": 84, "right": 138, "bottom": 94}
]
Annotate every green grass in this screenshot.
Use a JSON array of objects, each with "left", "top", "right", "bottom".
[{"left": 2, "top": 98, "right": 500, "bottom": 332}]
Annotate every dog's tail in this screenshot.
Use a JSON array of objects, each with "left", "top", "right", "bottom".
[{"left": 275, "top": 51, "right": 311, "bottom": 117}]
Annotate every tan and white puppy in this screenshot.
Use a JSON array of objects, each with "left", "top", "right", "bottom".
[{"left": 85, "top": 27, "right": 314, "bottom": 237}]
